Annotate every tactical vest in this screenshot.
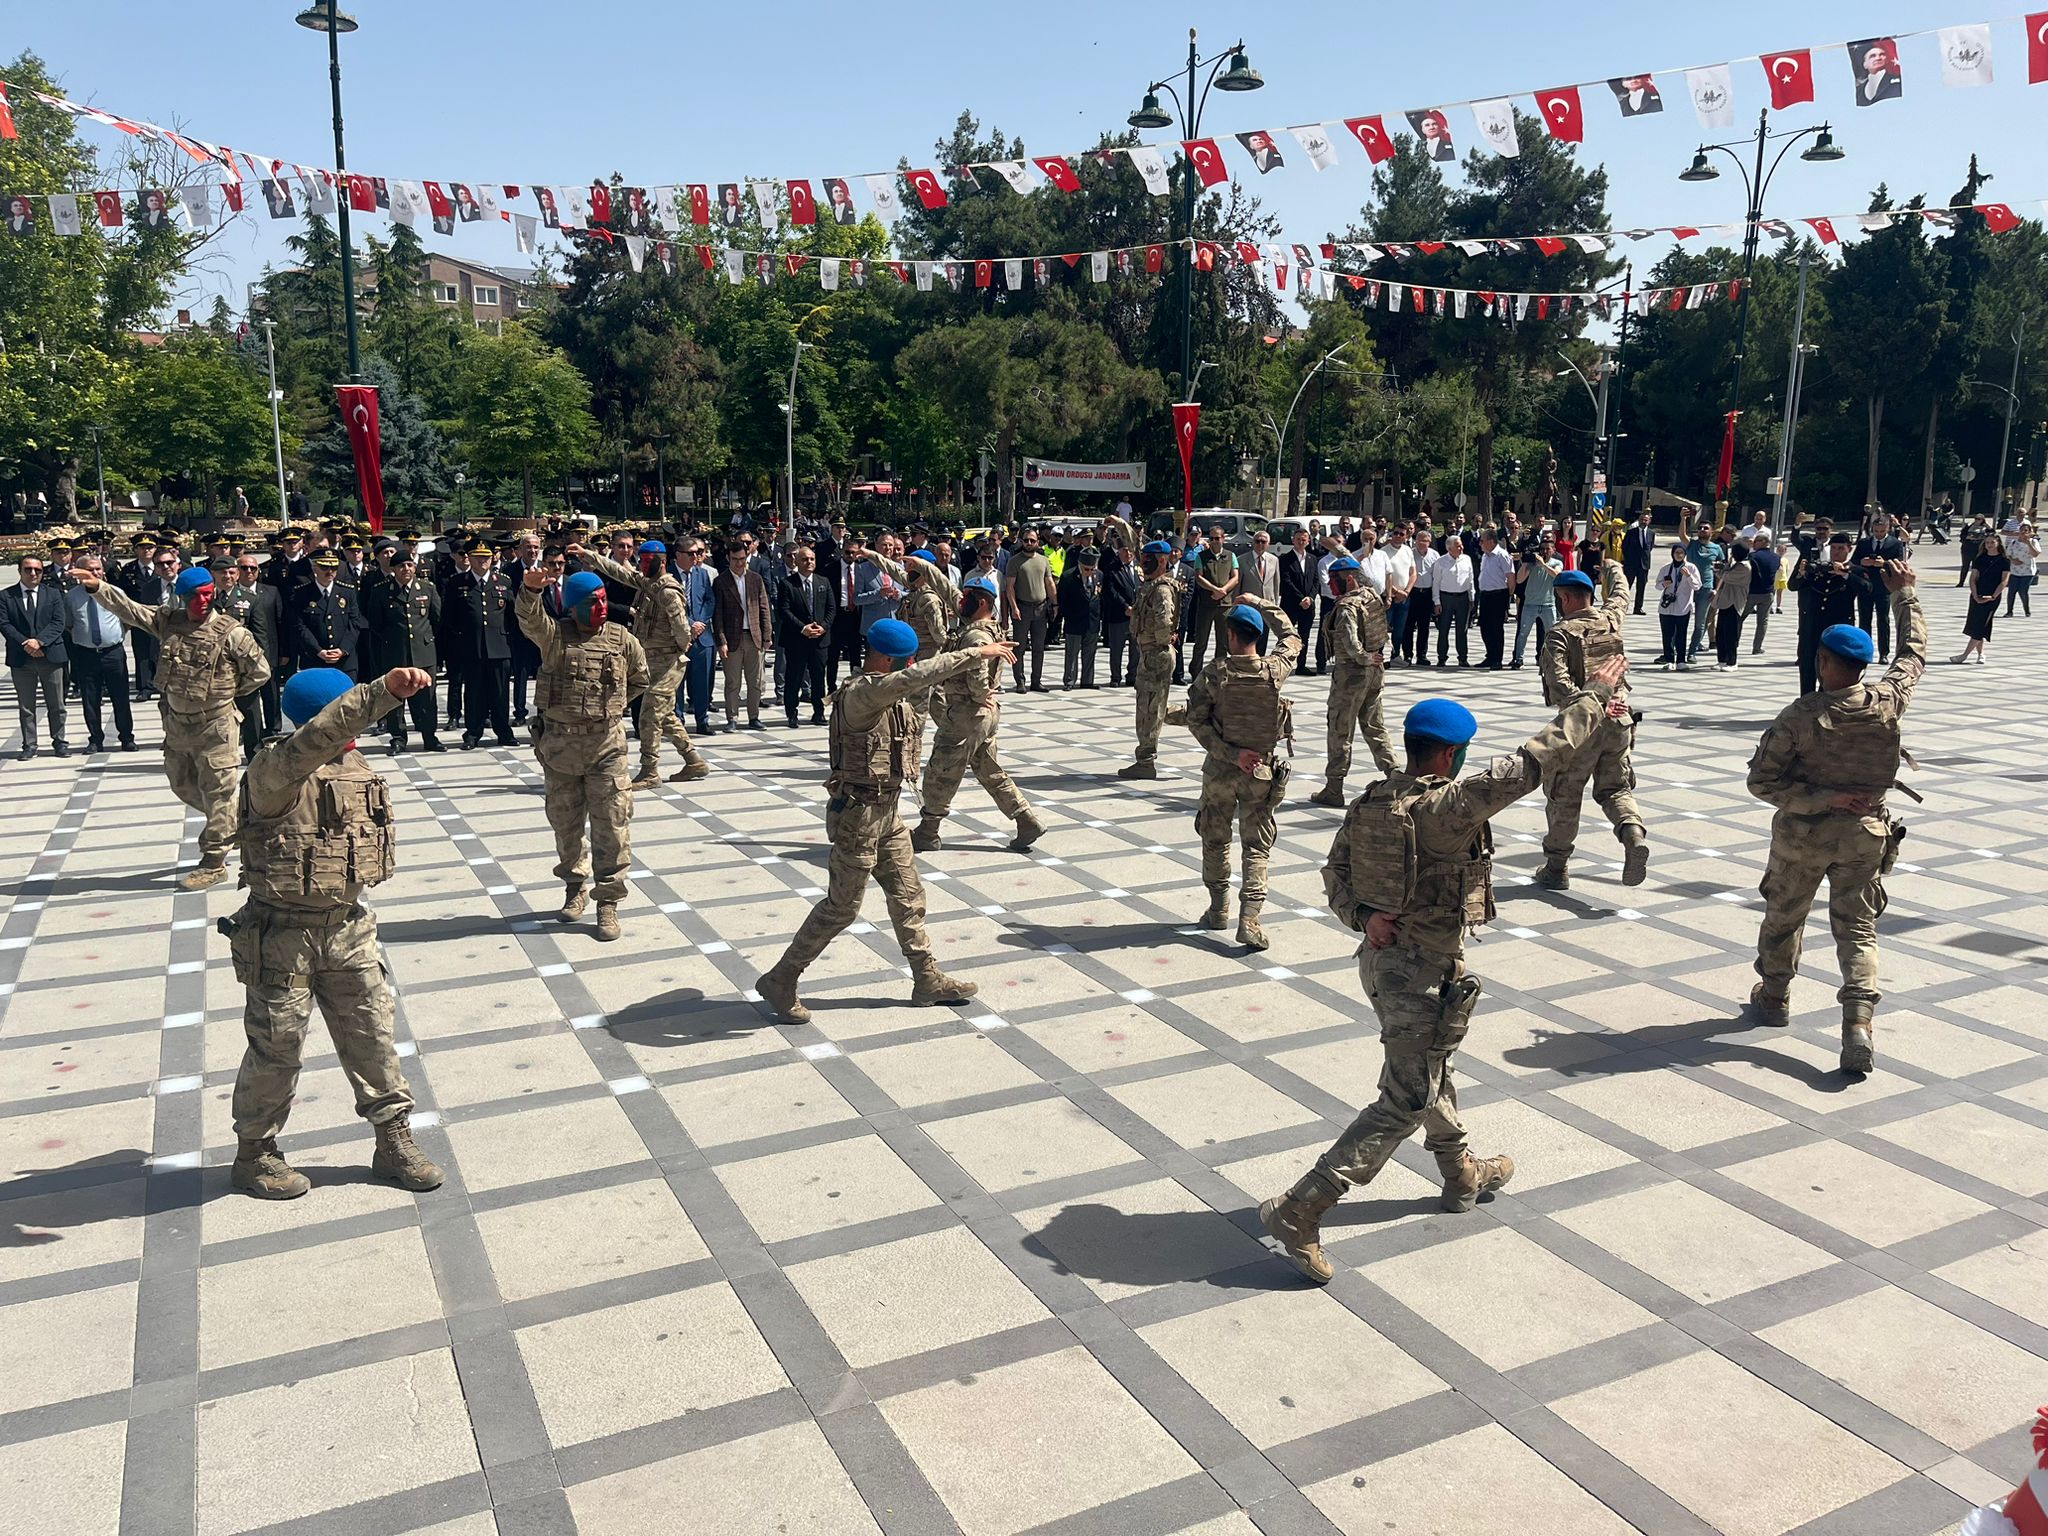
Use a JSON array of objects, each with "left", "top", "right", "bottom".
[
  {"left": 1544, "top": 608, "right": 1626, "bottom": 707},
  {"left": 535, "top": 623, "right": 629, "bottom": 729},
  {"left": 904, "top": 588, "right": 948, "bottom": 658},
  {"left": 937, "top": 620, "right": 1001, "bottom": 716},
  {"left": 828, "top": 688, "right": 922, "bottom": 794},
  {"left": 237, "top": 755, "right": 396, "bottom": 903},
  {"left": 1811, "top": 696, "right": 1904, "bottom": 794},
  {"left": 1335, "top": 589, "right": 1389, "bottom": 664},
  {"left": 1337, "top": 779, "right": 1494, "bottom": 929},
  {"left": 1210, "top": 660, "right": 1291, "bottom": 753},
  {"left": 157, "top": 619, "right": 238, "bottom": 711},
  {"left": 633, "top": 576, "right": 690, "bottom": 657}
]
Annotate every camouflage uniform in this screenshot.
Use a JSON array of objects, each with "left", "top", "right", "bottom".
[
  {"left": 582, "top": 551, "right": 708, "bottom": 785},
  {"left": 760, "top": 649, "right": 990, "bottom": 1017},
  {"left": 92, "top": 581, "right": 270, "bottom": 870},
  {"left": 1537, "top": 570, "right": 1647, "bottom": 883},
  {"left": 1185, "top": 597, "right": 1302, "bottom": 943},
  {"left": 869, "top": 552, "right": 958, "bottom": 721},
  {"left": 1748, "top": 588, "right": 1924, "bottom": 1058},
  {"left": 1316, "top": 584, "right": 1396, "bottom": 801},
  {"left": 224, "top": 678, "right": 438, "bottom": 1197},
  {"left": 917, "top": 612, "right": 1033, "bottom": 839},
  {"left": 1261, "top": 689, "right": 1616, "bottom": 1282},
  {"left": 517, "top": 588, "right": 650, "bottom": 907},
  {"left": 1124, "top": 569, "right": 1181, "bottom": 773}
]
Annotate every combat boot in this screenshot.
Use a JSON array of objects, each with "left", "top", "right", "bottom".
[
  {"left": 1841, "top": 1008, "right": 1875, "bottom": 1075},
  {"left": 180, "top": 854, "right": 229, "bottom": 892},
  {"left": 627, "top": 772, "right": 662, "bottom": 791},
  {"left": 1116, "top": 759, "right": 1159, "bottom": 780},
  {"left": 669, "top": 759, "right": 711, "bottom": 782},
  {"left": 594, "top": 902, "right": 620, "bottom": 942},
  {"left": 1010, "top": 810, "right": 1045, "bottom": 851},
  {"left": 1749, "top": 983, "right": 1791, "bottom": 1027},
  {"left": 557, "top": 885, "right": 588, "bottom": 923},
  {"left": 1535, "top": 859, "right": 1569, "bottom": 891},
  {"left": 1439, "top": 1151, "right": 1515, "bottom": 1213},
  {"left": 909, "top": 960, "right": 978, "bottom": 1007},
  {"left": 910, "top": 814, "right": 944, "bottom": 852},
  {"left": 1309, "top": 780, "right": 1347, "bottom": 809},
  {"left": 1164, "top": 702, "right": 1188, "bottom": 726},
  {"left": 1237, "top": 899, "right": 1269, "bottom": 951},
  {"left": 230, "top": 1137, "right": 310, "bottom": 1200},
  {"left": 1200, "top": 883, "right": 1231, "bottom": 930},
  {"left": 1259, "top": 1170, "right": 1341, "bottom": 1284},
  {"left": 1620, "top": 826, "right": 1650, "bottom": 888},
  {"left": 371, "top": 1115, "right": 444, "bottom": 1191},
  {"left": 758, "top": 963, "right": 810, "bottom": 1024}
]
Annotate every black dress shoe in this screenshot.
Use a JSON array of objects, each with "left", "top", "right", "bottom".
[
  {"left": 461, "top": 736, "right": 481, "bottom": 750},
  {"left": 15, "top": 748, "right": 33, "bottom": 761},
  {"left": 53, "top": 743, "right": 70, "bottom": 758},
  {"left": 120, "top": 738, "right": 137, "bottom": 751},
  {"left": 389, "top": 738, "right": 408, "bottom": 755},
  {"left": 422, "top": 736, "right": 447, "bottom": 752},
  {"left": 495, "top": 733, "right": 518, "bottom": 747},
  {"left": 87, "top": 739, "right": 106, "bottom": 753}
]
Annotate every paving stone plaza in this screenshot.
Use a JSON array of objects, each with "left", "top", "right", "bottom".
[{"left": 2, "top": 580, "right": 2045, "bottom": 1536}]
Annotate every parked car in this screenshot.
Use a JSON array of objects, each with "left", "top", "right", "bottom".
[{"left": 1145, "top": 507, "right": 1269, "bottom": 553}]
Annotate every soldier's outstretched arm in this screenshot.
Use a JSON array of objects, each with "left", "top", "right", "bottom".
[
  {"left": 245, "top": 676, "right": 408, "bottom": 817},
  {"left": 577, "top": 548, "right": 645, "bottom": 591},
  {"left": 72, "top": 572, "right": 166, "bottom": 637},
  {"left": 1432, "top": 687, "right": 1614, "bottom": 837},
  {"left": 1244, "top": 593, "right": 1303, "bottom": 667},
  {"left": 864, "top": 646, "right": 1001, "bottom": 709},
  {"left": 1881, "top": 565, "right": 1927, "bottom": 709},
  {"left": 865, "top": 548, "right": 910, "bottom": 584},
  {"left": 514, "top": 584, "right": 562, "bottom": 663}
]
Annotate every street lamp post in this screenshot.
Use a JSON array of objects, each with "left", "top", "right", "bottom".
[
  {"left": 454, "top": 471, "right": 466, "bottom": 528},
  {"left": 1993, "top": 317, "right": 2026, "bottom": 522},
  {"left": 649, "top": 432, "right": 672, "bottom": 518},
  {"left": 1126, "top": 31, "right": 1264, "bottom": 398},
  {"left": 1679, "top": 110, "right": 1843, "bottom": 515},
  {"left": 261, "top": 318, "right": 288, "bottom": 520},
  {"left": 784, "top": 338, "right": 810, "bottom": 522},
  {"left": 295, "top": 0, "right": 363, "bottom": 381},
  {"left": 85, "top": 422, "right": 107, "bottom": 522}
]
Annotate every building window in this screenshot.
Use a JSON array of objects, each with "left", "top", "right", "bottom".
[
  {"left": 512, "top": 292, "right": 530, "bottom": 309},
  {"left": 472, "top": 285, "right": 500, "bottom": 308},
  {"left": 432, "top": 283, "right": 459, "bottom": 303}
]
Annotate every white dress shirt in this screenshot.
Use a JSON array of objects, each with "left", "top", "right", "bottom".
[
  {"left": 1431, "top": 556, "right": 1474, "bottom": 597},
  {"left": 1478, "top": 549, "right": 1516, "bottom": 592}
]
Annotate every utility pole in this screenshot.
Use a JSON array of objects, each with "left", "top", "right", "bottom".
[
  {"left": 1770, "top": 248, "right": 1812, "bottom": 536},
  {"left": 1994, "top": 315, "right": 2026, "bottom": 521},
  {"left": 262, "top": 318, "right": 288, "bottom": 520}
]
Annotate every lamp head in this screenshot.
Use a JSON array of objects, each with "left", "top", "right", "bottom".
[
  {"left": 1214, "top": 49, "right": 1263, "bottom": 92},
  {"left": 1127, "top": 91, "right": 1173, "bottom": 130},
  {"left": 294, "top": 2, "right": 358, "bottom": 31},
  {"left": 1679, "top": 150, "right": 1719, "bottom": 183},
  {"left": 1800, "top": 127, "right": 1845, "bottom": 163}
]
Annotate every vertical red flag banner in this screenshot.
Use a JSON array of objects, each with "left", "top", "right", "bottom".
[
  {"left": 335, "top": 385, "right": 386, "bottom": 534},
  {"left": 0, "top": 83, "right": 17, "bottom": 140},
  {"left": 1182, "top": 139, "right": 1229, "bottom": 188},
  {"left": 1172, "top": 401, "right": 1201, "bottom": 520},
  {"left": 787, "top": 179, "right": 816, "bottom": 225},
  {"left": 2030, "top": 12, "right": 2048, "bottom": 82},
  {"left": 1536, "top": 86, "right": 1584, "bottom": 142},
  {"left": 1715, "top": 410, "right": 1741, "bottom": 502}
]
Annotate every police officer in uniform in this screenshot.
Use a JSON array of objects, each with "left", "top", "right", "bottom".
[
  {"left": 912, "top": 577, "right": 1043, "bottom": 853},
  {"left": 362, "top": 548, "right": 444, "bottom": 752},
  {"left": 1748, "top": 562, "right": 1923, "bottom": 1073},
  {"left": 574, "top": 539, "right": 711, "bottom": 788},
  {"left": 757, "top": 619, "right": 1016, "bottom": 1023},
  {"left": 1536, "top": 566, "right": 1649, "bottom": 890},
  {"left": 517, "top": 569, "right": 649, "bottom": 942},
  {"left": 1310, "top": 555, "right": 1397, "bottom": 808},
  {"left": 1186, "top": 596, "right": 1302, "bottom": 950},
  {"left": 75, "top": 564, "right": 271, "bottom": 888},
  {"left": 1261, "top": 673, "right": 1628, "bottom": 1284},
  {"left": 221, "top": 665, "right": 443, "bottom": 1199},
  {"left": 1116, "top": 540, "right": 1182, "bottom": 780}
]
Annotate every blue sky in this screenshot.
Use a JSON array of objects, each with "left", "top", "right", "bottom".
[{"left": 12, "top": 2, "right": 2046, "bottom": 314}]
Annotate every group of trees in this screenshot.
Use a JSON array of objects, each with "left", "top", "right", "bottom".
[{"left": 8, "top": 43, "right": 2048, "bottom": 528}]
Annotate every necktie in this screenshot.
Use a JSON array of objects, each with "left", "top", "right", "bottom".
[
  {"left": 846, "top": 565, "right": 855, "bottom": 605},
  {"left": 86, "top": 594, "right": 102, "bottom": 646}
]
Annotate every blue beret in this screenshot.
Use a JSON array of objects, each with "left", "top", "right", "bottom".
[
  {"left": 1327, "top": 557, "right": 1361, "bottom": 576},
  {"left": 637, "top": 539, "right": 666, "bottom": 555},
  {"left": 1142, "top": 540, "right": 1175, "bottom": 556},
  {"left": 867, "top": 618, "right": 918, "bottom": 658},
  {"left": 1819, "top": 623, "right": 1875, "bottom": 664},
  {"left": 1404, "top": 697, "right": 1479, "bottom": 747},
  {"left": 1554, "top": 570, "right": 1595, "bottom": 593},
  {"left": 1226, "top": 603, "right": 1266, "bottom": 636},
  {"left": 962, "top": 575, "right": 999, "bottom": 598},
  {"left": 173, "top": 567, "right": 213, "bottom": 597},
  {"left": 562, "top": 571, "right": 604, "bottom": 609},
  {"left": 909, "top": 548, "right": 937, "bottom": 563},
  {"left": 281, "top": 667, "right": 354, "bottom": 726}
]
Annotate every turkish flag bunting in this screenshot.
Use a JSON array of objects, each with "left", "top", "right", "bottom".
[
  {"left": 2030, "top": 13, "right": 2048, "bottom": 82},
  {"left": 588, "top": 183, "right": 613, "bottom": 226},
  {"left": 1349, "top": 275, "right": 1367, "bottom": 291},
  {"left": 220, "top": 181, "right": 244, "bottom": 213},
  {"left": 1195, "top": 244, "right": 1215, "bottom": 272},
  {"left": 696, "top": 244, "right": 714, "bottom": 269},
  {"left": 1342, "top": 116, "right": 1396, "bottom": 164},
  {"left": 1034, "top": 156, "right": 1081, "bottom": 192},
  {"left": 1415, "top": 240, "right": 1446, "bottom": 254},
  {"left": 1532, "top": 237, "right": 1568, "bottom": 256},
  {"left": 1761, "top": 50, "right": 1815, "bottom": 109},
  {"left": 1171, "top": 401, "right": 1200, "bottom": 515},
  {"left": 1182, "top": 139, "right": 1228, "bottom": 188},
  {"left": 347, "top": 174, "right": 376, "bottom": 212},
  {"left": 907, "top": 169, "right": 947, "bottom": 209},
  {"left": 1319, "top": 242, "right": 1337, "bottom": 260},
  {"left": 1979, "top": 202, "right": 2022, "bottom": 232},
  {"left": 335, "top": 385, "right": 386, "bottom": 534},
  {"left": 890, "top": 261, "right": 911, "bottom": 283},
  {"left": 1728, "top": 279, "right": 1744, "bottom": 303},
  {"left": 1411, "top": 287, "right": 1425, "bottom": 313},
  {"left": 92, "top": 190, "right": 123, "bottom": 227},
  {"left": 975, "top": 259, "right": 992, "bottom": 288},
  {"left": 785, "top": 253, "right": 807, "bottom": 276},
  {"left": 1060, "top": 252, "right": 1083, "bottom": 268},
  {"left": 1805, "top": 217, "right": 1840, "bottom": 243},
  {"left": 1536, "top": 86, "right": 1584, "bottom": 142},
  {"left": 0, "top": 84, "right": 16, "bottom": 140},
  {"left": 423, "top": 181, "right": 453, "bottom": 220},
  {"left": 787, "top": 180, "right": 816, "bottom": 225},
  {"left": 1236, "top": 241, "right": 1261, "bottom": 264},
  {"left": 1144, "top": 244, "right": 1165, "bottom": 274},
  {"left": 687, "top": 184, "right": 710, "bottom": 226}
]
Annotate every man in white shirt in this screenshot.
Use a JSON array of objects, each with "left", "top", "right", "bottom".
[
  {"left": 1430, "top": 534, "right": 1474, "bottom": 666},
  {"left": 1475, "top": 530, "right": 1516, "bottom": 668},
  {"left": 1356, "top": 529, "right": 1391, "bottom": 597},
  {"left": 1381, "top": 528, "right": 1417, "bottom": 665}
]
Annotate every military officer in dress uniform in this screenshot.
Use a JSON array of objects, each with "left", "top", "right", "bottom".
[
  {"left": 442, "top": 536, "right": 518, "bottom": 748},
  {"left": 292, "top": 550, "right": 364, "bottom": 677},
  {"left": 363, "top": 548, "right": 444, "bottom": 752},
  {"left": 1536, "top": 566, "right": 1649, "bottom": 890}
]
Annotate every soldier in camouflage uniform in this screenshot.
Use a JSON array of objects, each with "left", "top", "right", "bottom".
[
  {"left": 758, "top": 619, "right": 1017, "bottom": 1023},
  {"left": 1748, "top": 562, "right": 1924, "bottom": 1074},
  {"left": 1117, "top": 540, "right": 1183, "bottom": 780},
  {"left": 912, "top": 577, "right": 1044, "bottom": 853},
  {"left": 1310, "top": 555, "right": 1397, "bottom": 807},
  {"left": 78, "top": 564, "right": 270, "bottom": 889},
  {"left": 1261, "top": 672, "right": 1628, "bottom": 1283},
  {"left": 221, "top": 665, "right": 442, "bottom": 1199},
  {"left": 517, "top": 569, "right": 650, "bottom": 942},
  {"left": 575, "top": 540, "right": 711, "bottom": 790},
  {"left": 1536, "top": 566, "right": 1649, "bottom": 890},
  {"left": 1185, "top": 597, "right": 1302, "bottom": 950},
  {"left": 867, "top": 545, "right": 958, "bottom": 723}
]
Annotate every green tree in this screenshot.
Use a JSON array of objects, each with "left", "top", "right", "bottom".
[
  {"left": 365, "top": 223, "right": 466, "bottom": 413},
  {"left": 449, "top": 327, "right": 599, "bottom": 517},
  {"left": 108, "top": 339, "right": 274, "bottom": 515}
]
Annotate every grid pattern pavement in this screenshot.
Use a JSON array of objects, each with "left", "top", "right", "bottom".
[{"left": 1, "top": 580, "right": 2044, "bottom": 1536}]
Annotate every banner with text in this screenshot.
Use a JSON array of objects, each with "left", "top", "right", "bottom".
[{"left": 1021, "top": 458, "right": 1148, "bottom": 493}]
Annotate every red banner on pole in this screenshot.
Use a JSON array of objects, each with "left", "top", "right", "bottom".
[
  {"left": 336, "top": 384, "right": 386, "bottom": 534},
  {"left": 1171, "top": 401, "right": 1201, "bottom": 518},
  {"left": 1715, "top": 409, "right": 1741, "bottom": 502}
]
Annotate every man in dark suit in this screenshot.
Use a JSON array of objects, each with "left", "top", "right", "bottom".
[
  {"left": 441, "top": 538, "right": 517, "bottom": 748},
  {"left": 1278, "top": 526, "right": 1320, "bottom": 676},
  {"left": 821, "top": 528, "right": 867, "bottom": 688},
  {"left": 501, "top": 532, "right": 545, "bottom": 723},
  {"left": 1057, "top": 547, "right": 1104, "bottom": 687},
  {"left": 2, "top": 552, "right": 70, "bottom": 758},
  {"left": 216, "top": 553, "right": 283, "bottom": 758},
  {"left": 292, "top": 550, "right": 364, "bottom": 677},
  {"left": 364, "top": 549, "right": 444, "bottom": 752},
  {"left": 1622, "top": 511, "right": 1659, "bottom": 614},
  {"left": 713, "top": 539, "right": 773, "bottom": 729},
  {"left": 775, "top": 544, "right": 835, "bottom": 726}
]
